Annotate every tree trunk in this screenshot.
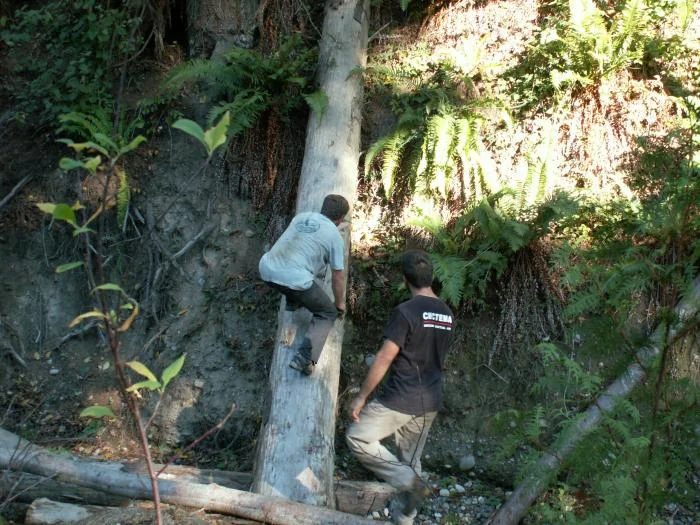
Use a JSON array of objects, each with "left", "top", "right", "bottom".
[
  {"left": 487, "top": 277, "right": 700, "bottom": 525},
  {"left": 252, "top": 0, "right": 369, "bottom": 508},
  {"left": 187, "top": 0, "right": 260, "bottom": 58},
  {"left": 0, "top": 428, "right": 375, "bottom": 525}
]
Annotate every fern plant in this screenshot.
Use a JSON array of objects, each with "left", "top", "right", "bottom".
[
  {"left": 0, "top": 1, "right": 140, "bottom": 125},
  {"left": 508, "top": 0, "right": 681, "bottom": 107},
  {"left": 414, "top": 191, "right": 578, "bottom": 306},
  {"left": 57, "top": 110, "right": 146, "bottom": 228},
  {"left": 161, "top": 33, "right": 321, "bottom": 131},
  {"left": 364, "top": 60, "right": 510, "bottom": 205}
]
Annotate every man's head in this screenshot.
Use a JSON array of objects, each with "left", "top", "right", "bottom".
[
  {"left": 402, "top": 249, "right": 434, "bottom": 289},
  {"left": 321, "top": 194, "right": 350, "bottom": 223}
]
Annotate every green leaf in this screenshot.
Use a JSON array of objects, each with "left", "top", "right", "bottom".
[
  {"left": 203, "top": 112, "right": 230, "bottom": 156},
  {"left": 161, "top": 353, "right": 186, "bottom": 389},
  {"left": 68, "top": 141, "right": 109, "bottom": 156},
  {"left": 93, "top": 283, "right": 125, "bottom": 294},
  {"left": 83, "top": 156, "right": 102, "bottom": 173},
  {"left": 93, "top": 132, "right": 118, "bottom": 154},
  {"left": 126, "top": 360, "right": 158, "bottom": 382},
  {"left": 80, "top": 405, "right": 116, "bottom": 419},
  {"left": 59, "top": 157, "right": 86, "bottom": 171},
  {"left": 172, "top": 119, "right": 207, "bottom": 149},
  {"left": 120, "top": 135, "right": 146, "bottom": 155},
  {"left": 126, "top": 379, "right": 161, "bottom": 392},
  {"left": 53, "top": 203, "right": 78, "bottom": 225},
  {"left": 38, "top": 202, "right": 78, "bottom": 226},
  {"left": 36, "top": 203, "right": 56, "bottom": 215},
  {"left": 72, "top": 226, "right": 95, "bottom": 236},
  {"left": 56, "top": 261, "right": 83, "bottom": 273}
]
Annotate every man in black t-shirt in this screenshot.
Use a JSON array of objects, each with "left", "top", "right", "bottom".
[{"left": 346, "top": 250, "right": 454, "bottom": 525}]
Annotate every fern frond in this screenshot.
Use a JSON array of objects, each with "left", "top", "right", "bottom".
[
  {"left": 58, "top": 110, "right": 112, "bottom": 144},
  {"left": 430, "top": 252, "right": 468, "bottom": 305},
  {"left": 563, "top": 290, "right": 602, "bottom": 318},
  {"left": 381, "top": 130, "right": 412, "bottom": 196},
  {"left": 206, "top": 89, "right": 267, "bottom": 134},
  {"left": 303, "top": 90, "right": 329, "bottom": 123},
  {"left": 116, "top": 167, "right": 130, "bottom": 229},
  {"left": 161, "top": 59, "right": 224, "bottom": 95},
  {"left": 525, "top": 405, "right": 545, "bottom": 442},
  {"left": 364, "top": 135, "right": 393, "bottom": 177},
  {"left": 424, "top": 112, "right": 455, "bottom": 197}
]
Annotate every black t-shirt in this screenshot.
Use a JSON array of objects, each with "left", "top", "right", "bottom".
[{"left": 377, "top": 295, "right": 454, "bottom": 415}]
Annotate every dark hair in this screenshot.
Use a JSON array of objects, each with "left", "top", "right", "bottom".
[
  {"left": 321, "top": 194, "right": 350, "bottom": 221},
  {"left": 402, "top": 249, "right": 433, "bottom": 288}
]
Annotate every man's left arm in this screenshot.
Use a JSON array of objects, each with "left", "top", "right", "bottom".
[
  {"left": 349, "top": 339, "right": 400, "bottom": 421},
  {"left": 331, "top": 269, "right": 345, "bottom": 312}
]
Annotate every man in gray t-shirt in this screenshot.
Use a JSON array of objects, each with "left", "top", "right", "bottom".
[{"left": 259, "top": 194, "right": 349, "bottom": 375}]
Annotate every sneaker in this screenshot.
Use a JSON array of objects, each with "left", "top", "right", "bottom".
[
  {"left": 389, "top": 498, "right": 417, "bottom": 525},
  {"left": 289, "top": 352, "right": 314, "bottom": 375},
  {"left": 397, "top": 477, "right": 426, "bottom": 516}
]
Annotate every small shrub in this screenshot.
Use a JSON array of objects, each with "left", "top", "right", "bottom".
[{"left": 1, "top": 0, "right": 141, "bottom": 125}]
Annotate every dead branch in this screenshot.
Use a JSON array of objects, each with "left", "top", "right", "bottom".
[
  {"left": 157, "top": 402, "right": 237, "bottom": 476},
  {"left": 44, "top": 320, "right": 99, "bottom": 353},
  {"left": 172, "top": 222, "right": 217, "bottom": 260},
  {"left": 0, "top": 175, "right": 33, "bottom": 211},
  {"left": 487, "top": 277, "right": 700, "bottom": 525}
]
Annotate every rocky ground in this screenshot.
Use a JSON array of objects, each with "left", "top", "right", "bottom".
[{"left": 364, "top": 470, "right": 700, "bottom": 525}]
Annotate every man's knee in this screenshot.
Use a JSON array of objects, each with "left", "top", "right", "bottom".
[
  {"left": 345, "top": 432, "right": 367, "bottom": 456},
  {"left": 313, "top": 304, "right": 338, "bottom": 320}
]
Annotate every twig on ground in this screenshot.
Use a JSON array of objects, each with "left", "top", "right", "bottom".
[
  {"left": 142, "top": 322, "right": 172, "bottom": 356},
  {"left": 0, "top": 175, "right": 33, "bottom": 211},
  {"left": 3, "top": 346, "right": 27, "bottom": 369},
  {"left": 0, "top": 470, "right": 56, "bottom": 509},
  {"left": 475, "top": 363, "right": 509, "bottom": 383},
  {"left": 172, "top": 223, "right": 217, "bottom": 260},
  {"left": 368, "top": 22, "right": 393, "bottom": 43},
  {"left": 157, "top": 402, "right": 237, "bottom": 477},
  {"left": 45, "top": 320, "right": 99, "bottom": 353},
  {"left": 1, "top": 320, "right": 27, "bottom": 369}
]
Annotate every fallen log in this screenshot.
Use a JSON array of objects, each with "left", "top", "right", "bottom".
[
  {"left": 0, "top": 428, "right": 375, "bottom": 525},
  {"left": 1, "top": 468, "right": 395, "bottom": 515},
  {"left": 252, "top": 0, "right": 370, "bottom": 509},
  {"left": 487, "top": 277, "right": 700, "bottom": 525},
  {"left": 25, "top": 498, "right": 260, "bottom": 525},
  {"left": 25, "top": 498, "right": 139, "bottom": 525},
  {"left": 1, "top": 470, "right": 130, "bottom": 507}
]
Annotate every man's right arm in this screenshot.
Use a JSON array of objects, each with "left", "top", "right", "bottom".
[{"left": 349, "top": 339, "right": 400, "bottom": 421}]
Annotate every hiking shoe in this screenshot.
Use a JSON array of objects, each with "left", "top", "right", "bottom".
[
  {"left": 398, "top": 477, "right": 427, "bottom": 516},
  {"left": 389, "top": 498, "right": 417, "bottom": 525},
  {"left": 289, "top": 352, "right": 314, "bottom": 375}
]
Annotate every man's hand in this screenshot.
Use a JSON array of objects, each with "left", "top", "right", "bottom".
[
  {"left": 336, "top": 306, "right": 346, "bottom": 320},
  {"left": 349, "top": 396, "right": 366, "bottom": 422}
]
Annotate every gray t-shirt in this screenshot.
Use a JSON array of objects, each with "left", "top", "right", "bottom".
[{"left": 259, "top": 212, "right": 344, "bottom": 290}]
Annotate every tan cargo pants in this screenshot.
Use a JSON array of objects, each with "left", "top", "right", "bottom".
[{"left": 345, "top": 400, "right": 437, "bottom": 491}]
